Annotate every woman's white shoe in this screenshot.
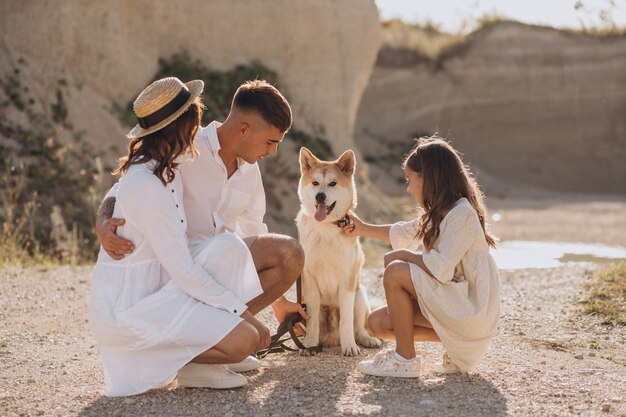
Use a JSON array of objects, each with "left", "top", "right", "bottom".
[
  {"left": 177, "top": 363, "right": 247, "bottom": 389},
  {"left": 227, "top": 356, "right": 261, "bottom": 373},
  {"left": 358, "top": 350, "right": 421, "bottom": 378},
  {"left": 431, "top": 351, "right": 462, "bottom": 374}
]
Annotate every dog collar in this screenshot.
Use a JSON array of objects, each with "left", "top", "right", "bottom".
[{"left": 336, "top": 216, "right": 351, "bottom": 228}]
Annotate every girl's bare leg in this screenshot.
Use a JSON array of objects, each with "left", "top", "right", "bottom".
[
  {"left": 379, "top": 260, "right": 439, "bottom": 359},
  {"left": 368, "top": 305, "right": 439, "bottom": 342}
]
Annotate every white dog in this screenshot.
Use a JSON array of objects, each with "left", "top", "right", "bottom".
[{"left": 296, "top": 147, "right": 381, "bottom": 356}]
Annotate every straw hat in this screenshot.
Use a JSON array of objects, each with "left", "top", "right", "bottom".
[{"left": 126, "top": 77, "right": 204, "bottom": 139}]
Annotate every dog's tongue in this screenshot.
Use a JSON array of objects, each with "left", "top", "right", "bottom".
[{"left": 314, "top": 204, "right": 328, "bottom": 222}]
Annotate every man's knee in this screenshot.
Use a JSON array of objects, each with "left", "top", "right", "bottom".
[{"left": 275, "top": 235, "right": 304, "bottom": 273}]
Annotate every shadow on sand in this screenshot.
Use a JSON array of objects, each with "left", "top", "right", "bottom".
[
  {"left": 356, "top": 372, "right": 507, "bottom": 416},
  {"left": 78, "top": 349, "right": 506, "bottom": 417}
]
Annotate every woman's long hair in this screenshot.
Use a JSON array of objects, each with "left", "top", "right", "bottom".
[
  {"left": 114, "top": 97, "right": 205, "bottom": 185},
  {"left": 404, "top": 136, "right": 496, "bottom": 250}
]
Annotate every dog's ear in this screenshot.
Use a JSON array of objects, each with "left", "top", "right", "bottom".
[
  {"left": 336, "top": 149, "right": 356, "bottom": 176},
  {"left": 299, "top": 147, "right": 320, "bottom": 172}
]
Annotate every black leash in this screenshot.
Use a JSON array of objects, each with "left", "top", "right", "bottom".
[{"left": 254, "top": 276, "right": 322, "bottom": 358}]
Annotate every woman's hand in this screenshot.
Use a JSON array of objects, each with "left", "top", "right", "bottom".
[
  {"left": 384, "top": 249, "right": 419, "bottom": 267},
  {"left": 342, "top": 212, "right": 365, "bottom": 237}
]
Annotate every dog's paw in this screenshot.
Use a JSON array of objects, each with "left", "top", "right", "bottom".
[
  {"left": 341, "top": 343, "right": 361, "bottom": 356},
  {"left": 299, "top": 348, "right": 318, "bottom": 357},
  {"left": 303, "top": 335, "right": 319, "bottom": 349},
  {"left": 357, "top": 334, "right": 382, "bottom": 348}
]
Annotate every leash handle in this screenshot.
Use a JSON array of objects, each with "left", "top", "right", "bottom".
[
  {"left": 296, "top": 275, "right": 302, "bottom": 304},
  {"left": 254, "top": 276, "right": 323, "bottom": 358}
]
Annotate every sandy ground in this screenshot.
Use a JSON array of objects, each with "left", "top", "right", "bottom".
[{"left": 1, "top": 197, "right": 625, "bottom": 417}]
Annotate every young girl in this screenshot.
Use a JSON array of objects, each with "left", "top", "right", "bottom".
[{"left": 343, "top": 136, "right": 500, "bottom": 377}]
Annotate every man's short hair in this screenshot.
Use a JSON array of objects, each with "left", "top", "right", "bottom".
[{"left": 232, "top": 80, "right": 292, "bottom": 132}]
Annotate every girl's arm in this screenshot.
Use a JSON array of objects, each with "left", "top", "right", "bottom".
[
  {"left": 384, "top": 250, "right": 435, "bottom": 278},
  {"left": 342, "top": 212, "right": 391, "bottom": 243}
]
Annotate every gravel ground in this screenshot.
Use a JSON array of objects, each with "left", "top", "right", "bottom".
[
  {"left": 2, "top": 197, "right": 625, "bottom": 416},
  {"left": 1, "top": 261, "right": 624, "bottom": 417}
]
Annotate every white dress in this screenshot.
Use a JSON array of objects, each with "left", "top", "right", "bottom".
[
  {"left": 89, "top": 161, "right": 263, "bottom": 397},
  {"left": 389, "top": 198, "right": 501, "bottom": 371}
]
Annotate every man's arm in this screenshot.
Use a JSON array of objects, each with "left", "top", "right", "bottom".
[{"left": 95, "top": 196, "right": 135, "bottom": 260}]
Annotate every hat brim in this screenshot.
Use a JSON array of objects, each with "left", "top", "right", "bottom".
[{"left": 126, "top": 79, "right": 204, "bottom": 140}]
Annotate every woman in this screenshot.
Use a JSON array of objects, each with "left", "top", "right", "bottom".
[{"left": 89, "top": 77, "right": 266, "bottom": 396}]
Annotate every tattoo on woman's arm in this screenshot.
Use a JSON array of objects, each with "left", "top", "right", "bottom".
[{"left": 98, "top": 197, "right": 116, "bottom": 221}]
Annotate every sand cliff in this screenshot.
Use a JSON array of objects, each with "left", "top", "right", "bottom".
[
  {"left": 355, "top": 21, "right": 626, "bottom": 195},
  {"left": 0, "top": 0, "right": 380, "bottom": 155}
]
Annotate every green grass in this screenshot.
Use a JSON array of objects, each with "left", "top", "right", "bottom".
[{"left": 582, "top": 261, "right": 626, "bottom": 326}]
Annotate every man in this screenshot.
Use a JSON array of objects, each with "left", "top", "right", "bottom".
[{"left": 96, "top": 80, "right": 307, "bottom": 373}]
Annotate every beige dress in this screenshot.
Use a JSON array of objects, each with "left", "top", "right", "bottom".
[{"left": 389, "top": 198, "right": 501, "bottom": 371}]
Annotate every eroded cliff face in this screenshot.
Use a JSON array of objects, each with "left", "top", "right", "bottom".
[
  {"left": 0, "top": 0, "right": 380, "bottom": 154},
  {"left": 0, "top": 0, "right": 381, "bottom": 235},
  {"left": 356, "top": 21, "right": 626, "bottom": 196}
]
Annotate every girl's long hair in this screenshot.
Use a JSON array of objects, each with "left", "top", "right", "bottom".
[
  {"left": 404, "top": 136, "right": 496, "bottom": 250},
  {"left": 114, "top": 97, "right": 205, "bottom": 185}
]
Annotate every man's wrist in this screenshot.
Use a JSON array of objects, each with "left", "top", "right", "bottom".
[{"left": 271, "top": 295, "right": 288, "bottom": 307}]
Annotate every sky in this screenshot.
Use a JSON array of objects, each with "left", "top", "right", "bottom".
[{"left": 374, "top": 0, "right": 626, "bottom": 33}]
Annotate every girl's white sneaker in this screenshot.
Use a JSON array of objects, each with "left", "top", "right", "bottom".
[
  {"left": 358, "top": 350, "right": 421, "bottom": 378},
  {"left": 177, "top": 363, "right": 247, "bottom": 389},
  {"left": 431, "top": 351, "right": 462, "bottom": 374}
]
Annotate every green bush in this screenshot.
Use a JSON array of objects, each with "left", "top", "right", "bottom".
[{"left": 113, "top": 51, "right": 332, "bottom": 158}]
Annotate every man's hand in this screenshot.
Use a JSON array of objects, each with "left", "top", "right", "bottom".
[
  {"left": 241, "top": 311, "right": 271, "bottom": 350},
  {"left": 95, "top": 196, "right": 134, "bottom": 260},
  {"left": 271, "top": 297, "right": 309, "bottom": 336},
  {"left": 96, "top": 218, "right": 135, "bottom": 260}
]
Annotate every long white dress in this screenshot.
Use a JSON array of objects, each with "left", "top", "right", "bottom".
[
  {"left": 389, "top": 198, "right": 501, "bottom": 371},
  {"left": 89, "top": 161, "right": 263, "bottom": 397}
]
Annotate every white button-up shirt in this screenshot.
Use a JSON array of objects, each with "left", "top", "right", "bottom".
[{"left": 180, "top": 121, "right": 269, "bottom": 251}]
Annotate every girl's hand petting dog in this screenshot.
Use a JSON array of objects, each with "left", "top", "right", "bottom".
[{"left": 341, "top": 212, "right": 364, "bottom": 236}]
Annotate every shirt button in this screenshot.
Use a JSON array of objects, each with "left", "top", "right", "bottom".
[
  {"left": 234, "top": 309, "right": 237, "bottom": 313},
  {"left": 180, "top": 219, "right": 184, "bottom": 223},
  {"left": 176, "top": 204, "right": 179, "bottom": 208},
  {"left": 171, "top": 190, "right": 174, "bottom": 193}
]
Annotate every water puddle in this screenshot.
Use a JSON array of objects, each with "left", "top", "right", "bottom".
[{"left": 491, "top": 241, "right": 626, "bottom": 270}]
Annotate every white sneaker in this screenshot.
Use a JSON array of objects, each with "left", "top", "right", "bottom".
[
  {"left": 177, "top": 363, "right": 247, "bottom": 389},
  {"left": 358, "top": 350, "right": 421, "bottom": 378},
  {"left": 227, "top": 356, "right": 261, "bottom": 373},
  {"left": 153, "top": 373, "right": 176, "bottom": 389},
  {"left": 431, "top": 351, "right": 462, "bottom": 374}
]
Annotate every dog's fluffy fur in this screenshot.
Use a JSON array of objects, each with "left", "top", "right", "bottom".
[{"left": 296, "top": 147, "right": 381, "bottom": 356}]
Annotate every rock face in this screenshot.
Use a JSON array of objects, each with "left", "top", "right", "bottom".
[
  {"left": 0, "top": 0, "right": 380, "bottom": 236},
  {"left": 0, "top": 0, "right": 380, "bottom": 156},
  {"left": 356, "top": 21, "right": 626, "bottom": 195}
]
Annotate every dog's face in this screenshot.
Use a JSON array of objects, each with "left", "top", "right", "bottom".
[{"left": 297, "top": 147, "right": 357, "bottom": 223}]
